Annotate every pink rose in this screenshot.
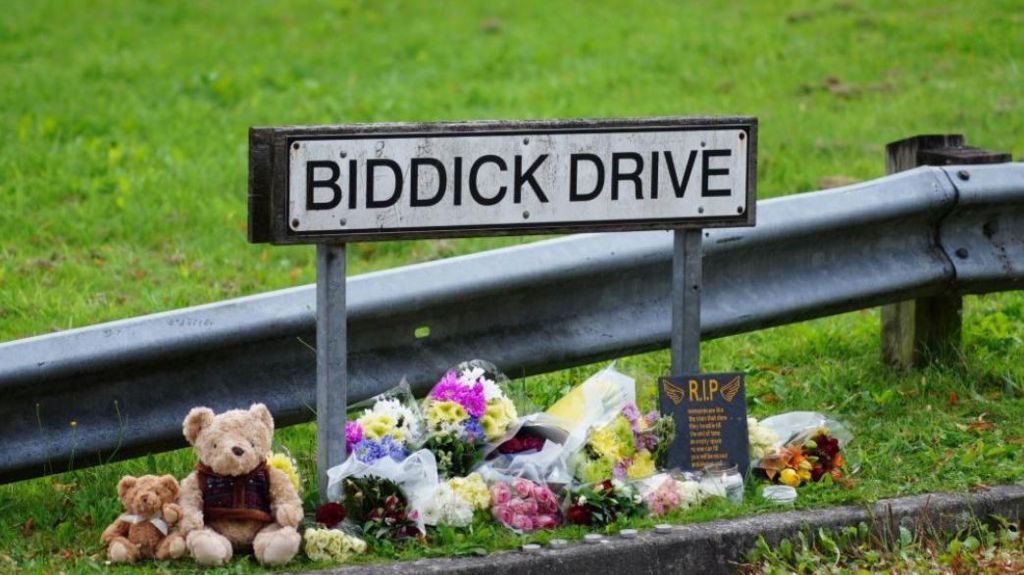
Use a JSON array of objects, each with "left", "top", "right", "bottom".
[
  {"left": 533, "top": 514, "right": 560, "bottom": 530},
  {"left": 521, "top": 499, "right": 538, "bottom": 515},
  {"left": 508, "top": 498, "right": 528, "bottom": 515},
  {"left": 493, "top": 504, "right": 515, "bottom": 527},
  {"left": 491, "top": 482, "right": 511, "bottom": 506},
  {"left": 512, "top": 478, "right": 534, "bottom": 499},
  {"left": 510, "top": 513, "right": 534, "bottom": 532},
  {"left": 534, "top": 488, "right": 558, "bottom": 512}
]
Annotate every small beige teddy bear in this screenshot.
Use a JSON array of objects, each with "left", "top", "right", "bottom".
[
  {"left": 100, "top": 474, "right": 186, "bottom": 562},
  {"left": 177, "top": 403, "right": 303, "bottom": 567}
]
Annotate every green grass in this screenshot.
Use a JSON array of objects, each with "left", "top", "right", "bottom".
[
  {"left": 742, "top": 515, "right": 1023, "bottom": 573},
  {"left": 1, "top": 0, "right": 1023, "bottom": 573}
]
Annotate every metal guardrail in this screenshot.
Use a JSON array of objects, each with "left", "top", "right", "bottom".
[{"left": 1, "top": 163, "right": 1021, "bottom": 484}]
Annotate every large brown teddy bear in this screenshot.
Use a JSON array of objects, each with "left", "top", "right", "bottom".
[
  {"left": 100, "top": 474, "right": 186, "bottom": 563},
  {"left": 178, "top": 403, "right": 303, "bottom": 566}
]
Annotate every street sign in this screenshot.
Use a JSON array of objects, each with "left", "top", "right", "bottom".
[
  {"left": 246, "top": 116, "right": 758, "bottom": 499},
  {"left": 249, "top": 117, "right": 756, "bottom": 244}
]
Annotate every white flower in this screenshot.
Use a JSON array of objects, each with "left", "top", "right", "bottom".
[
  {"left": 577, "top": 495, "right": 587, "bottom": 505},
  {"left": 674, "top": 480, "right": 706, "bottom": 509},
  {"left": 363, "top": 398, "right": 423, "bottom": 444},
  {"left": 304, "top": 528, "right": 367, "bottom": 562},
  {"left": 422, "top": 482, "right": 475, "bottom": 528},
  {"left": 748, "top": 417, "right": 780, "bottom": 460}
]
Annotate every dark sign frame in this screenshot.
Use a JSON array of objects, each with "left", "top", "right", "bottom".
[{"left": 248, "top": 116, "right": 757, "bottom": 245}]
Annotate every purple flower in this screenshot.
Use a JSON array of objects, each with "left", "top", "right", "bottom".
[
  {"left": 429, "top": 372, "right": 485, "bottom": 418},
  {"left": 346, "top": 421, "right": 363, "bottom": 452},
  {"left": 353, "top": 436, "right": 407, "bottom": 463},
  {"left": 462, "top": 418, "right": 485, "bottom": 442},
  {"left": 621, "top": 404, "right": 640, "bottom": 423},
  {"left": 613, "top": 458, "right": 631, "bottom": 478}
]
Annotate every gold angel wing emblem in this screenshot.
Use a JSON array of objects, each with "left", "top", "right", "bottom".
[
  {"left": 720, "top": 376, "right": 742, "bottom": 402},
  {"left": 662, "top": 379, "right": 685, "bottom": 406}
]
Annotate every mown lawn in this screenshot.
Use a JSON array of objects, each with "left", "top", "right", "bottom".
[{"left": 1, "top": 0, "right": 1022, "bottom": 573}]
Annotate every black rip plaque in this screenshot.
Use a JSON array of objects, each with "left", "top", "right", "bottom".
[{"left": 659, "top": 373, "right": 749, "bottom": 476}]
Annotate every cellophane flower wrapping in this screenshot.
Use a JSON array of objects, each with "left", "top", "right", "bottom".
[
  {"left": 564, "top": 478, "right": 646, "bottom": 527},
  {"left": 636, "top": 472, "right": 707, "bottom": 517},
  {"left": 422, "top": 360, "right": 519, "bottom": 477},
  {"left": 346, "top": 380, "right": 425, "bottom": 465},
  {"left": 420, "top": 472, "right": 491, "bottom": 528},
  {"left": 751, "top": 411, "right": 852, "bottom": 487},
  {"left": 545, "top": 364, "right": 636, "bottom": 447},
  {"left": 338, "top": 475, "right": 422, "bottom": 541},
  {"left": 479, "top": 413, "right": 573, "bottom": 488},
  {"left": 303, "top": 527, "right": 367, "bottom": 563},
  {"left": 486, "top": 466, "right": 562, "bottom": 533},
  {"left": 325, "top": 449, "right": 440, "bottom": 534},
  {"left": 569, "top": 403, "right": 675, "bottom": 483}
]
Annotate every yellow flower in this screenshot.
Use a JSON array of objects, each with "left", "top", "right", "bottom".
[
  {"left": 267, "top": 452, "right": 301, "bottom": 493},
  {"left": 779, "top": 468, "right": 802, "bottom": 487},
  {"left": 426, "top": 400, "right": 467, "bottom": 428},
  {"left": 480, "top": 397, "right": 517, "bottom": 441},
  {"left": 626, "top": 451, "right": 655, "bottom": 480},
  {"left": 448, "top": 473, "right": 490, "bottom": 510},
  {"left": 590, "top": 426, "right": 630, "bottom": 462},
  {"left": 359, "top": 413, "right": 396, "bottom": 441}
]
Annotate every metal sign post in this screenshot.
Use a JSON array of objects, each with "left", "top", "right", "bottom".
[
  {"left": 315, "top": 243, "right": 347, "bottom": 499},
  {"left": 671, "top": 228, "right": 703, "bottom": 375},
  {"left": 247, "top": 117, "right": 756, "bottom": 500}
]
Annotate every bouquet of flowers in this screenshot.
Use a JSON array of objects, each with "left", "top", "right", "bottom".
[
  {"left": 489, "top": 476, "right": 561, "bottom": 533},
  {"left": 340, "top": 475, "right": 422, "bottom": 541},
  {"left": 422, "top": 360, "right": 519, "bottom": 477},
  {"left": 569, "top": 404, "right": 674, "bottom": 483},
  {"left": 752, "top": 412, "right": 851, "bottom": 488},
  {"left": 304, "top": 502, "right": 367, "bottom": 563},
  {"left": 565, "top": 479, "right": 646, "bottom": 526},
  {"left": 638, "top": 472, "right": 707, "bottom": 517},
  {"left": 420, "top": 473, "right": 491, "bottom": 528},
  {"left": 346, "top": 382, "right": 424, "bottom": 464}
]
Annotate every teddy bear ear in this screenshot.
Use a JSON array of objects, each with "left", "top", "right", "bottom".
[
  {"left": 160, "top": 474, "right": 179, "bottom": 497},
  {"left": 117, "top": 475, "right": 137, "bottom": 499},
  {"left": 249, "top": 403, "right": 274, "bottom": 435},
  {"left": 183, "top": 407, "right": 215, "bottom": 445}
]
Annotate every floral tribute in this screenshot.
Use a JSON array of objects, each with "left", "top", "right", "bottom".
[
  {"left": 565, "top": 479, "right": 646, "bottom": 526},
  {"left": 345, "top": 391, "right": 423, "bottom": 465},
  {"left": 570, "top": 404, "right": 674, "bottom": 483},
  {"left": 747, "top": 416, "right": 780, "bottom": 460},
  {"left": 758, "top": 427, "right": 846, "bottom": 488},
  {"left": 489, "top": 477, "right": 561, "bottom": 532},
  {"left": 422, "top": 363, "right": 518, "bottom": 476},
  {"left": 340, "top": 476, "right": 421, "bottom": 541},
  {"left": 421, "top": 473, "right": 492, "bottom": 528},
  {"left": 304, "top": 502, "right": 367, "bottom": 563},
  {"left": 266, "top": 450, "right": 302, "bottom": 492}
]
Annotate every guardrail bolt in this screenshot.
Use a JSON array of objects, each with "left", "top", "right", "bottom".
[
  {"left": 955, "top": 248, "right": 969, "bottom": 259},
  {"left": 957, "top": 170, "right": 970, "bottom": 181}
]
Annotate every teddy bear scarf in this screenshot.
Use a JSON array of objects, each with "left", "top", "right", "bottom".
[{"left": 195, "top": 461, "right": 273, "bottom": 523}]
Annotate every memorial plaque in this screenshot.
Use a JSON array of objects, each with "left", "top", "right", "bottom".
[{"left": 659, "top": 373, "right": 749, "bottom": 476}]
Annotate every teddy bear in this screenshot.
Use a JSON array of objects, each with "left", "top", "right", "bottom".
[
  {"left": 178, "top": 403, "right": 303, "bottom": 566},
  {"left": 100, "top": 474, "right": 186, "bottom": 563}
]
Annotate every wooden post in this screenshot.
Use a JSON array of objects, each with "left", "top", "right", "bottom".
[{"left": 881, "top": 135, "right": 1011, "bottom": 369}]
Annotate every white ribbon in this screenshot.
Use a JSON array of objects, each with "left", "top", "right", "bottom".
[{"left": 118, "top": 513, "right": 169, "bottom": 536}]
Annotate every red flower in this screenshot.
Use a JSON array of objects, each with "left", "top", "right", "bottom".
[
  {"left": 497, "top": 430, "right": 546, "bottom": 454},
  {"left": 566, "top": 504, "right": 592, "bottom": 526},
  {"left": 315, "top": 502, "right": 346, "bottom": 528}
]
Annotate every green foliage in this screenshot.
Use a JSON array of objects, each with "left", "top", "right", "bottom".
[
  {"left": 743, "top": 517, "right": 1024, "bottom": 574},
  {"left": 422, "top": 434, "right": 482, "bottom": 478}
]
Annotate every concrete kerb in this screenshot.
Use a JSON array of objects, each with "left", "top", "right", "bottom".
[{"left": 287, "top": 485, "right": 1024, "bottom": 575}]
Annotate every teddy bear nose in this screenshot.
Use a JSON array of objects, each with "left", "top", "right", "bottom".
[{"left": 232, "top": 446, "right": 245, "bottom": 457}]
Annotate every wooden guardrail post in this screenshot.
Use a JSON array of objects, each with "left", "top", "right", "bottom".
[{"left": 881, "top": 134, "right": 1011, "bottom": 369}]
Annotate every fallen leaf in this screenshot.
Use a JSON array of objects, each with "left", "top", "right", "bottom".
[
  {"left": 948, "top": 391, "right": 958, "bottom": 406},
  {"left": 817, "top": 175, "right": 859, "bottom": 189},
  {"left": 969, "top": 483, "right": 990, "bottom": 493},
  {"left": 967, "top": 414, "right": 996, "bottom": 433},
  {"left": 20, "top": 517, "right": 33, "bottom": 537}
]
